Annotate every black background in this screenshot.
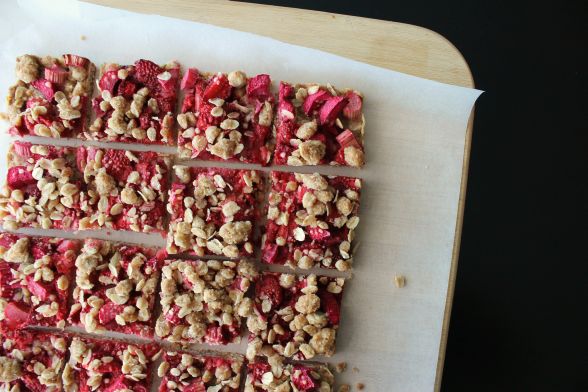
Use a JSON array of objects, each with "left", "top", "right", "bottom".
[{"left": 242, "top": 1, "right": 587, "bottom": 390}]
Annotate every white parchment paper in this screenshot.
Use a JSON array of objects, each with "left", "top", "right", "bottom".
[{"left": 0, "top": 1, "right": 482, "bottom": 390}]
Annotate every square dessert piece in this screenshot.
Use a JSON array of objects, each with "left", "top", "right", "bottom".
[
  {"left": 0, "top": 330, "right": 69, "bottom": 391},
  {"left": 177, "top": 69, "right": 274, "bottom": 164},
  {"left": 0, "top": 141, "right": 83, "bottom": 231},
  {"left": 86, "top": 59, "right": 179, "bottom": 144},
  {"left": 62, "top": 335, "right": 160, "bottom": 392},
  {"left": 262, "top": 172, "right": 361, "bottom": 272},
  {"left": 76, "top": 147, "right": 171, "bottom": 233},
  {"left": 155, "top": 258, "right": 257, "bottom": 345},
  {"left": 157, "top": 351, "right": 242, "bottom": 392},
  {"left": 6, "top": 54, "right": 95, "bottom": 138},
  {"left": 245, "top": 359, "right": 335, "bottom": 392},
  {"left": 167, "top": 166, "right": 264, "bottom": 257},
  {"left": 274, "top": 81, "right": 365, "bottom": 167},
  {"left": 68, "top": 239, "right": 165, "bottom": 337},
  {"left": 0, "top": 233, "right": 79, "bottom": 331},
  {"left": 246, "top": 272, "right": 345, "bottom": 360}
]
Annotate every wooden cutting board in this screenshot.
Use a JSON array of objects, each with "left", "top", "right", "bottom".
[{"left": 85, "top": 1, "right": 476, "bottom": 390}]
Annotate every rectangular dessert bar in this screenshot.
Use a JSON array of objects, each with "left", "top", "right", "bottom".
[
  {"left": 245, "top": 359, "right": 335, "bottom": 392},
  {"left": 247, "top": 272, "right": 346, "bottom": 360},
  {"left": 177, "top": 69, "right": 274, "bottom": 164},
  {"left": 274, "top": 81, "right": 365, "bottom": 167},
  {"left": 6, "top": 54, "right": 95, "bottom": 138},
  {"left": 62, "top": 335, "right": 161, "bottom": 392},
  {"left": 262, "top": 172, "right": 361, "bottom": 271},
  {"left": 76, "top": 146, "right": 171, "bottom": 233},
  {"left": 86, "top": 59, "right": 179, "bottom": 144},
  {"left": 0, "top": 141, "right": 84, "bottom": 231},
  {"left": 68, "top": 239, "right": 165, "bottom": 337},
  {"left": 167, "top": 166, "right": 264, "bottom": 257},
  {"left": 0, "top": 233, "right": 79, "bottom": 331},
  {"left": 0, "top": 330, "right": 69, "bottom": 391},
  {"left": 155, "top": 258, "right": 257, "bottom": 345},
  {"left": 157, "top": 351, "right": 242, "bottom": 392}
]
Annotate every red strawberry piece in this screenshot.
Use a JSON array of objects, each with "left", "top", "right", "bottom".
[
  {"left": 96, "top": 359, "right": 121, "bottom": 375},
  {"left": 25, "top": 275, "right": 51, "bottom": 301},
  {"left": 92, "top": 97, "right": 106, "bottom": 118},
  {"left": 262, "top": 243, "right": 279, "bottom": 264},
  {"left": 154, "top": 93, "right": 175, "bottom": 113},
  {"left": 320, "top": 291, "right": 341, "bottom": 325},
  {"left": 142, "top": 202, "right": 165, "bottom": 228},
  {"left": 102, "top": 376, "right": 130, "bottom": 392},
  {"left": 246, "top": 74, "right": 271, "bottom": 100},
  {"left": 99, "top": 301, "right": 125, "bottom": 325},
  {"left": 99, "top": 70, "right": 120, "bottom": 94},
  {"left": 307, "top": 227, "right": 331, "bottom": 241},
  {"left": 194, "top": 81, "right": 205, "bottom": 112},
  {"left": 0, "top": 234, "right": 18, "bottom": 248},
  {"left": 13, "top": 141, "right": 32, "bottom": 159},
  {"left": 7, "top": 166, "right": 35, "bottom": 188},
  {"left": 134, "top": 59, "right": 162, "bottom": 88},
  {"left": 31, "top": 79, "right": 55, "bottom": 100},
  {"left": 278, "top": 100, "right": 295, "bottom": 123},
  {"left": 250, "top": 362, "right": 271, "bottom": 382},
  {"left": 183, "top": 381, "right": 206, "bottom": 392},
  {"left": 44, "top": 66, "right": 68, "bottom": 84},
  {"left": 181, "top": 90, "right": 195, "bottom": 113},
  {"left": 279, "top": 81, "right": 294, "bottom": 100},
  {"left": 196, "top": 103, "right": 221, "bottom": 130},
  {"left": 336, "top": 129, "right": 361, "bottom": 149},
  {"left": 8, "top": 126, "right": 23, "bottom": 137},
  {"left": 202, "top": 74, "right": 231, "bottom": 100},
  {"left": 259, "top": 145, "right": 271, "bottom": 166},
  {"left": 22, "top": 373, "right": 45, "bottom": 391},
  {"left": 3, "top": 302, "right": 30, "bottom": 329},
  {"left": 102, "top": 149, "right": 132, "bottom": 181},
  {"left": 291, "top": 365, "right": 317, "bottom": 391},
  {"left": 31, "top": 241, "right": 51, "bottom": 261},
  {"left": 75, "top": 147, "right": 88, "bottom": 173},
  {"left": 319, "top": 95, "right": 348, "bottom": 125},
  {"left": 157, "top": 71, "right": 176, "bottom": 93},
  {"left": 302, "top": 89, "right": 331, "bottom": 115},
  {"left": 63, "top": 54, "right": 89, "bottom": 67},
  {"left": 180, "top": 68, "right": 200, "bottom": 90},
  {"left": 117, "top": 80, "right": 136, "bottom": 98},
  {"left": 343, "top": 91, "right": 363, "bottom": 119},
  {"left": 256, "top": 274, "right": 283, "bottom": 307},
  {"left": 57, "top": 239, "right": 79, "bottom": 254}
]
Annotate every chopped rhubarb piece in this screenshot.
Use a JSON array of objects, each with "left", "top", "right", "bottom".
[
  {"left": 76, "top": 147, "right": 170, "bottom": 233},
  {"left": 6, "top": 54, "right": 95, "bottom": 138},
  {"left": 0, "top": 233, "right": 79, "bottom": 331},
  {"left": 177, "top": 69, "right": 275, "bottom": 165},
  {"left": 68, "top": 239, "right": 164, "bottom": 337},
  {"left": 86, "top": 59, "right": 179, "bottom": 144},
  {"left": 63, "top": 336, "right": 160, "bottom": 392},
  {"left": 274, "top": 82, "right": 365, "bottom": 167},
  {"left": 0, "top": 141, "right": 83, "bottom": 230},
  {"left": 246, "top": 272, "right": 346, "bottom": 360},
  {"left": 0, "top": 330, "right": 68, "bottom": 391},
  {"left": 245, "top": 359, "right": 335, "bottom": 391},
  {"left": 155, "top": 259, "right": 257, "bottom": 345},
  {"left": 157, "top": 351, "right": 242, "bottom": 392},
  {"left": 166, "top": 166, "right": 264, "bottom": 257},
  {"left": 262, "top": 171, "right": 361, "bottom": 271}
]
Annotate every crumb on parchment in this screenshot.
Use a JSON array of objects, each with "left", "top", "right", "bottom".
[
  {"left": 394, "top": 275, "right": 406, "bottom": 288},
  {"left": 357, "top": 382, "right": 365, "bottom": 390}
]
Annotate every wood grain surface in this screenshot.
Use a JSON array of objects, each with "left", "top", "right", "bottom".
[{"left": 83, "top": 2, "right": 476, "bottom": 390}]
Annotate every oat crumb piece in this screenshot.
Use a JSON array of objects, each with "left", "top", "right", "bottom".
[
  {"left": 338, "top": 385, "right": 351, "bottom": 392},
  {"left": 335, "top": 362, "right": 348, "bottom": 373},
  {"left": 356, "top": 382, "right": 365, "bottom": 390},
  {"left": 352, "top": 366, "right": 360, "bottom": 373},
  {"left": 80, "top": 35, "right": 86, "bottom": 40},
  {"left": 0, "top": 112, "right": 8, "bottom": 121},
  {"left": 394, "top": 275, "right": 406, "bottom": 288}
]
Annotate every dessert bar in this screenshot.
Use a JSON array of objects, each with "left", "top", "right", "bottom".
[
  {"left": 262, "top": 172, "right": 361, "bottom": 271},
  {"left": 6, "top": 54, "right": 95, "bottom": 138},
  {"left": 245, "top": 358, "right": 335, "bottom": 392},
  {"left": 177, "top": 69, "right": 274, "bottom": 164}
]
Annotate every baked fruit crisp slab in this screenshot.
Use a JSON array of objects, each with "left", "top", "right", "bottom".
[
  {"left": 62, "top": 335, "right": 161, "bottom": 392},
  {"left": 155, "top": 258, "right": 257, "bottom": 345},
  {"left": 6, "top": 54, "right": 95, "bottom": 138},
  {"left": 87, "top": 59, "right": 179, "bottom": 144},
  {"left": 177, "top": 69, "right": 274, "bottom": 164},
  {"left": 247, "top": 272, "right": 345, "bottom": 360},
  {"left": 274, "top": 81, "right": 365, "bottom": 167},
  {"left": 157, "top": 350, "right": 242, "bottom": 391},
  {"left": 77, "top": 146, "right": 170, "bottom": 233},
  {"left": 262, "top": 172, "right": 361, "bottom": 271},
  {"left": 0, "top": 330, "right": 69, "bottom": 391},
  {"left": 68, "top": 239, "right": 165, "bottom": 337},
  {"left": 245, "top": 359, "right": 335, "bottom": 392},
  {"left": 0, "top": 233, "right": 79, "bottom": 331},
  {"left": 0, "top": 141, "right": 83, "bottom": 231},
  {"left": 167, "top": 166, "right": 264, "bottom": 257}
]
